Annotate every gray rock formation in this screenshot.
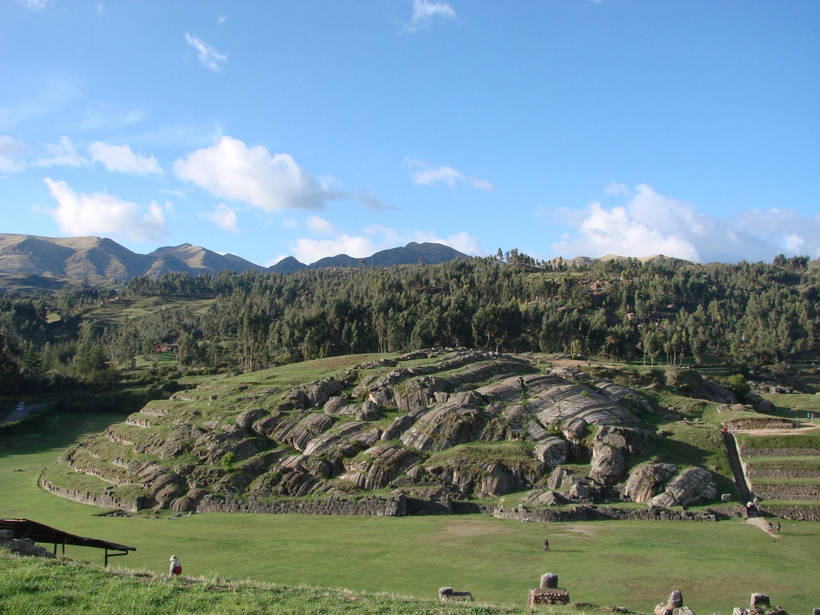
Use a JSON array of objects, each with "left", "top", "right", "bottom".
[
  {"left": 650, "top": 467, "right": 717, "bottom": 508},
  {"left": 341, "top": 444, "right": 419, "bottom": 489},
  {"left": 589, "top": 445, "right": 625, "bottom": 486},
  {"left": 400, "top": 392, "right": 485, "bottom": 451},
  {"left": 534, "top": 437, "right": 569, "bottom": 467},
  {"left": 624, "top": 463, "right": 677, "bottom": 503}
]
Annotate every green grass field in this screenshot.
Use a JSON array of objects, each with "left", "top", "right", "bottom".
[{"left": 2, "top": 410, "right": 819, "bottom": 614}]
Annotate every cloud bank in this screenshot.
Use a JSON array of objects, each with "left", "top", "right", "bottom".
[
  {"left": 290, "top": 224, "right": 479, "bottom": 264},
  {"left": 408, "top": 0, "right": 456, "bottom": 30},
  {"left": 406, "top": 158, "right": 492, "bottom": 191},
  {"left": 45, "top": 178, "right": 166, "bottom": 241},
  {"left": 204, "top": 203, "right": 238, "bottom": 232},
  {"left": 552, "top": 184, "right": 820, "bottom": 262},
  {"left": 89, "top": 141, "right": 162, "bottom": 175},
  {"left": 36, "top": 136, "right": 87, "bottom": 168},
  {"left": 174, "top": 136, "right": 369, "bottom": 211}
]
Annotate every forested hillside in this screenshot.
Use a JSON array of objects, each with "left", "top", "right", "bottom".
[{"left": 0, "top": 252, "right": 817, "bottom": 395}]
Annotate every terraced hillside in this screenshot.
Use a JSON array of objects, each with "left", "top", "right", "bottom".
[
  {"left": 735, "top": 431, "right": 820, "bottom": 519},
  {"left": 42, "top": 350, "right": 726, "bottom": 514}
]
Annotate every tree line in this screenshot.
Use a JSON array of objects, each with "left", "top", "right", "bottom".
[{"left": 0, "top": 253, "right": 817, "bottom": 394}]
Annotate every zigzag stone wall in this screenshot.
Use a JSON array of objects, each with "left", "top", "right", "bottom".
[
  {"left": 39, "top": 473, "right": 148, "bottom": 513},
  {"left": 493, "top": 505, "right": 721, "bottom": 523},
  {"left": 193, "top": 493, "right": 407, "bottom": 517}
]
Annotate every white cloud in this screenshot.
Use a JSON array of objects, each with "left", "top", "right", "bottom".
[
  {"left": 0, "top": 135, "right": 26, "bottom": 173},
  {"left": 88, "top": 141, "right": 162, "bottom": 175},
  {"left": 204, "top": 203, "right": 238, "bottom": 232},
  {"left": 217, "top": 16, "right": 227, "bottom": 25},
  {"left": 16, "top": 0, "right": 51, "bottom": 10},
  {"left": 307, "top": 216, "right": 336, "bottom": 235},
  {"left": 409, "top": 0, "right": 456, "bottom": 29},
  {"left": 406, "top": 158, "right": 493, "bottom": 191},
  {"left": 290, "top": 224, "right": 480, "bottom": 264},
  {"left": 551, "top": 183, "right": 820, "bottom": 262},
  {"left": 294, "top": 235, "right": 380, "bottom": 263},
  {"left": 282, "top": 218, "right": 299, "bottom": 230},
  {"left": 185, "top": 33, "right": 227, "bottom": 72},
  {"left": 35, "top": 136, "right": 87, "bottom": 168},
  {"left": 45, "top": 178, "right": 166, "bottom": 241},
  {"left": 604, "top": 181, "right": 630, "bottom": 196},
  {"left": 174, "top": 136, "right": 339, "bottom": 211}
]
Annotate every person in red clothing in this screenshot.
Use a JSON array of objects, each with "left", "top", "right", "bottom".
[{"left": 169, "top": 554, "right": 182, "bottom": 576}]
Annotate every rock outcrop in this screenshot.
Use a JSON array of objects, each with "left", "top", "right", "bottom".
[{"left": 650, "top": 467, "right": 717, "bottom": 508}]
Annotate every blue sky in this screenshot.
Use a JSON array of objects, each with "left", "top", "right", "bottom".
[{"left": 2, "top": 0, "right": 818, "bottom": 265}]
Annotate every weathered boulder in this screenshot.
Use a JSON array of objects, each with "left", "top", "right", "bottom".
[
  {"left": 357, "top": 399, "right": 380, "bottom": 421},
  {"left": 594, "top": 425, "right": 656, "bottom": 455},
  {"left": 623, "top": 463, "right": 677, "bottom": 503},
  {"left": 381, "top": 414, "right": 417, "bottom": 440},
  {"left": 341, "top": 444, "right": 420, "bottom": 489},
  {"left": 302, "top": 422, "right": 381, "bottom": 458},
  {"left": 589, "top": 445, "right": 625, "bottom": 486},
  {"left": 284, "top": 378, "right": 345, "bottom": 410},
  {"left": 285, "top": 413, "right": 335, "bottom": 451},
  {"left": 400, "top": 392, "right": 486, "bottom": 451},
  {"left": 394, "top": 376, "right": 450, "bottom": 411},
  {"left": 562, "top": 417, "right": 588, "bottom": 441},
  {"left": 532, "top": 381, "right": 639, "bottom": 433},
  {"left": 650, "top": 467, "right": 717, "bottom": 508},
  {"left": 251, "top": 413, "right": 288, "bottom": 439},
  {"left": 323, "top": 396, "right": 352, "bottom": 416},
  {"left": 235, "top": 408, "right": 268, "bottom": 431},
  {"left": 534, "top": 437, "right": 569, "bottom": 467}
]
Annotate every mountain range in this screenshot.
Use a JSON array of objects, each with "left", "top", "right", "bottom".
[{"left": 0, "top": 233, "right": 467, "bottom": 291}]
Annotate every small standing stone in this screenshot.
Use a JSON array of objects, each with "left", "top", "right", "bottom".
[
  {"left": 668, "top": 590, "right": 683, "bottom": 608},
  {"left": 540, "top": 573, "right": 559, "bottom": 589},
  {"left": 750, "top": 594, "right": 770, "bottom": 610}
]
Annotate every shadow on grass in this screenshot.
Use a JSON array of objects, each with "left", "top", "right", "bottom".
[{"left": 0, "top": 406, "right": 134, "bottom": 459}]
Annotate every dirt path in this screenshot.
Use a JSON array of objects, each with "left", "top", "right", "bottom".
[{"left": 745, "top": 517, "right": 781, "bottom": 539}]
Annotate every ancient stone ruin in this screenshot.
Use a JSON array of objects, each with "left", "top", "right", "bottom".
[
  {"left": 654, "top": 589, "right": 694, "bottom": 615},
  {"left": 730, "top": 592, "right": 789, "bottom": 615},
  {"left": 527, "top": 572, "right": 570, "bottom": 606}
]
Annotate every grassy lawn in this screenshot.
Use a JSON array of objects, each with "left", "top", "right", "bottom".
[
  {"left": 2, "top": 411, "right": 819, "bottom": 614},
  {"left": 760, "top": 393, "right": 820, "bottom": 413},
  {"left": 735, "top": 433, "right": 820, "bottom": 450}
]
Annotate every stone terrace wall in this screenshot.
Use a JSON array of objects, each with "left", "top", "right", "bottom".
[
  {"left": 493, "top": 505, "right": 721, "bottom": 523},
  {"left": 758, "top": 504, "right": 820, "bottom": 521},
  {"left": 194, "top": 493, "right": 407, "bottom": 517},
  {"left": 39, "top": 473, "right": 147, "bottom": 513},
  {"left": 740, "top": 448, "right": 819, "bottom": 457}
]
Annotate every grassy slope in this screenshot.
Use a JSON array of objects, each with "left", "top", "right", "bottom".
[
  {"left": 0, "top": 553, "right": 526, "bottom": 615},
  {"left": 2, "top": 412, "right": 819, "bottom": 614}
]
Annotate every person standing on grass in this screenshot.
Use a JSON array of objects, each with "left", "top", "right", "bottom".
[
  {"left": 169, "top": 554, "right": 182, "bottom": 577},
  {"left": 543, "top": 538, "right": 550, "bottom": 551}
]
